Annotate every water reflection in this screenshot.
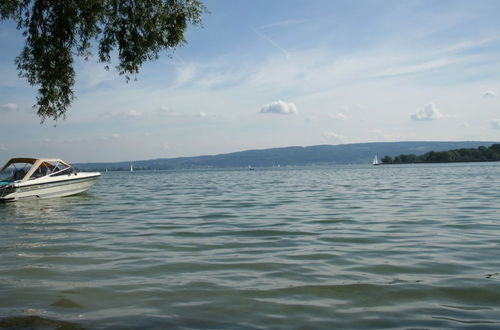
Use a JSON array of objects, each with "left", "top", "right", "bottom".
[{"left": 1, "top": 193, "right": 97, "bottom": 221}]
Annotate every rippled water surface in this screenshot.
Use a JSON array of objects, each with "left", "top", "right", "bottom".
[{"left": 1, "top": 163, "right": 500, "bottom": 329}]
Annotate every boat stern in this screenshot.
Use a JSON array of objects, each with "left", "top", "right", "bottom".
[{"left": 0, "top": 182, "right": 18, "bottom": 202}]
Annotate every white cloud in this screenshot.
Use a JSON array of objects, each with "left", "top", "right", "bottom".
[
  {"left": 77, "top": 61, "right": 115, "bottom": 89},
  {"left": 125, "top": 109, "right": 143, "bottom": 118},
  {"left": 157, "top": 106, "right": 181, "bottom": 117},
  {"left": 175, "top": 63, "right": 197, "bottom": 86},
  {"left": 163, "top": 142, "right": 171, "bottom": 150},
  {"left": 107, "top": 133, "right": 121, "bottom": 140},
  {"left": 196, "top": 71, "right": 243, "bottom": 90},
  {"left": 323, "top": 131, "right": 346, "bottom": 144},
  {"left": 260, "top": 100, "right": 298, "bottom": 115},
  {"left": 0, "top": 103, "right": 19, "bottom": 111},
  {"left": 374, "top": 58, "right": 460, "bottom": 78},
  {"left": 0, "top": 143, "right": 7, "bottom": 151},
  {"left": 259, "top": 19, "right": 309, "bottom": 30},
  {"left": 337, "top": 113, "right": 348, "bottom": 120},
  {"left": 411, "top": 103, "right": 444, "bottom": 121},
  {"left": 491, "top": 119, "right": 500, "bottom": 130},
  {"left": 329, "top": 113, "right": 348, "bottom": 120},
  {"left": 196, "top": 111, "right": 207, "bottom": 118},
  {"left": 483, "top": 90, "right": 496, "bottom": 98}
]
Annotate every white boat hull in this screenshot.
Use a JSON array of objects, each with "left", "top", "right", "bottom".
[{"left": 0, "top": 173, "right": 100, "bottom": 201}]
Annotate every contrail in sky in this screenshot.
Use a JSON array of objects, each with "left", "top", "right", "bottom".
[{"left": 253, "top": 28, "right": 291, "bottom": 58}]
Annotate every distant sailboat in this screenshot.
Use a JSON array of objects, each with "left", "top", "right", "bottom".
[
  {"left": 130, "top": 165, "right": 134, "bottom": 172},
  {"left": 372, "top": 155, "right": 381, "bottom": 166}
]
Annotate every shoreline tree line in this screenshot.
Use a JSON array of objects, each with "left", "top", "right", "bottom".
[{"left": 382, "top": 144, "right": 500, "bottom": 164}]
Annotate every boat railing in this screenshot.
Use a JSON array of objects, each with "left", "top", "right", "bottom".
[{"left": 49, "top": 166, "right": 74, "bottom": 177}]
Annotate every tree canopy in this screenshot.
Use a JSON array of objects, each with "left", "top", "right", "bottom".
[
  {"left": 0, "top": 0, "right": 206, "bottom": 122},
  {"left": 382, "top": 144, "right": 500, "bottom": 164}
]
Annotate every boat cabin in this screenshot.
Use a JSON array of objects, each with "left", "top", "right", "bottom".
[{"left": 0, "top": 158, "right": 74, "bottom": 184}]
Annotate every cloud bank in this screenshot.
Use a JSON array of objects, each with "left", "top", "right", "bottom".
[
  {"left": 260, "top": 100, "right": 298, "bottom": 115},
  {"left": 411, "top": 103, "right": 444, "bottom": 121},
  {"left": 491, "top": 119, "right": 500, "bottom": 130}
]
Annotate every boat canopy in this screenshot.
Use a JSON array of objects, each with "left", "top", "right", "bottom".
[{"left": 0, "top": 158, "right": 72, "bottom": 183}]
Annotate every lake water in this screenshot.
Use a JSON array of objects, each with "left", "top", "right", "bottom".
[{"left": 1, "top": 163, "right": 500, "bottom": 329}]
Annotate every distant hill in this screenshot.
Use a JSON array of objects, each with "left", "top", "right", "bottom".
[{"left": 75, "top": 141, "right": 499, "bottom": 171}]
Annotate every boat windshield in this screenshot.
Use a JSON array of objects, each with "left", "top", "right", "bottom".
[
  {"left": 48, "top": 162, "right": 73, "bottom": 177},
  {"left": 29, "top": 161, "right": 73, "bottom": 179},
  {"left": 0, "top": 162, "right": 33, "bottom": 183}
]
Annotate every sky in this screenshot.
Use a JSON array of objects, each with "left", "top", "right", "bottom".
[{"left": 1, "top": 0, "right": 500, "bottom": 163}]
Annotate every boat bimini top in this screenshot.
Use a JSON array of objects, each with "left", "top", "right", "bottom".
[{"left": 0, "top": 158, "right": 74, "bottom": 184}]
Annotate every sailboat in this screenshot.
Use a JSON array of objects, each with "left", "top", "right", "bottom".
[
  {"left": 130, "top": 165, "right": 134, "bottom": 172},
  {"left": 372, "top": 155, "right": 381, "bottom": 166}
]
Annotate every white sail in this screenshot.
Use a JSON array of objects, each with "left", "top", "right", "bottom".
[
  {"left": 130, "top": 165, "right": 134, "bottom": 172},
  {"left": 372, "top": 155, "right": 380, "bottom": 165}
]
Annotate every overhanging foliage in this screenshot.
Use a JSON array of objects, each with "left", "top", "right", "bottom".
[{"left": 0, "top": 0, "right": 206, "bottom": 121}]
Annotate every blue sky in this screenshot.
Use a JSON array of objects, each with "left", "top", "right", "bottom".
[{"left": 1, "top": 0, "right": 500, "bottom": 163}]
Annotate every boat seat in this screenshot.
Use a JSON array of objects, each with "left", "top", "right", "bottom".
[{"left": 14, "top": 169, "right": 26, "bottom": 180}]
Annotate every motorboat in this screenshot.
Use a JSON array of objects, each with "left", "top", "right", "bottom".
[{"left": 0, "top": 158, "right": 100, "bottom": 202}]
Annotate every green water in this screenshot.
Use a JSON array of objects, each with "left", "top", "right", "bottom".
[{"left": 1, "top": 163, "right": 500, "bottom": 329}]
